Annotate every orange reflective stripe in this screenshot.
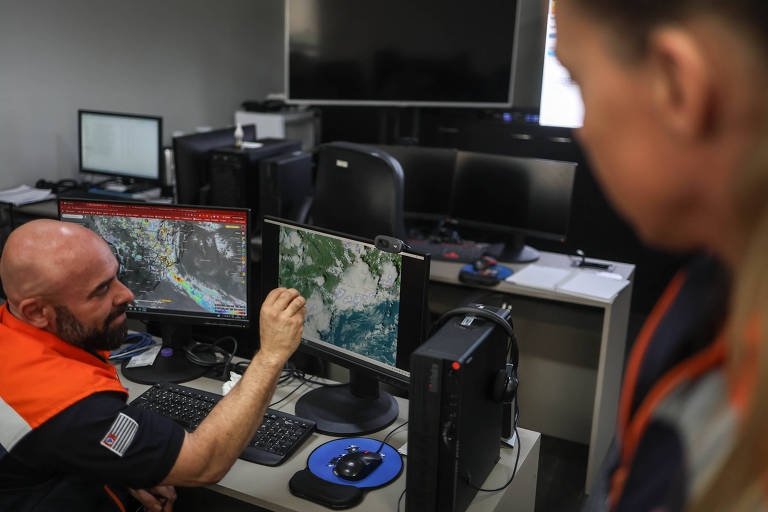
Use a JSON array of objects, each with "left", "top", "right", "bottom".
[
  {"left": 0, "top": 304, "right": 127, "bottom": 428},
  {"left": 609, "top": 335, "right": 726, "bottom": 509},
  {"left": 103, "top": 484, "right": 127, "bottom": 512},
  {"left": 617, "top": 272, "right": 687, "bottom": 440}
]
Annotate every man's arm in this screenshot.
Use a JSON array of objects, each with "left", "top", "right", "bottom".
[{"left": 160, "top": 287, "right": 306, "bottom": 486}]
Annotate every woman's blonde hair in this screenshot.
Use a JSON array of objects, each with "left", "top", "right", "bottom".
[{"left": 688, "top": 106, "right": 768, "bottom": 512}]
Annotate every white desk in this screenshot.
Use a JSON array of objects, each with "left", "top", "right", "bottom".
[
  {"left": 429, "top": 251, "right": 633, "bottom": 492},
  {"left": 118, "top": 368, "right": 541, "bottom": 512}
]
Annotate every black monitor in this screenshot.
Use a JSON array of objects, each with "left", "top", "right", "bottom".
[
  {"left": 261, "top": 216, "right": 430, "bottom": 435},
  {"left": 451, "top": 153, "right": 577, "bottom": 263},
  {"left": 79, "top": 110, "right": 163, "bottom": 188},
  {"left": 59, "top": 198, "right": 251, "bottom": 384},
  {"left": 173, "top": 125, "right": 256, "bottom": 205},
  {"left": 286, "top": 0, "right": 545, "bottom": 108}
]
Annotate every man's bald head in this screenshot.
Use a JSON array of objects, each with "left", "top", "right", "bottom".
[{"left": 0, "top": 219, "right": 114, "bottom": 307}]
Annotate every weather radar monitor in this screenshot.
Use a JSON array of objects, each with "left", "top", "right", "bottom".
[
  {"left": 261, "top": 217, "right": 430, "bottom": 435},
  {"left": 59, "top": 198, "right": 250, "bottom": 384}
]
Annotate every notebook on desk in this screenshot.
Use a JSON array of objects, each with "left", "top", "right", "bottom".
[{"left": 505, "top": 264, "right": 629, "bottom": 300}]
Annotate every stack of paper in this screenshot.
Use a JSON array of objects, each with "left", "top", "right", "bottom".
[
  {"left": 0, "top": 185, "right": 55, "bottom": 206},
  {"left": 505, "top": 264, "right": 629, "bottom": 301}
]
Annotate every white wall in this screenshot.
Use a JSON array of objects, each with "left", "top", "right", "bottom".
[{"left": 0, "top": 0, "right": 284, "bottom": 188}]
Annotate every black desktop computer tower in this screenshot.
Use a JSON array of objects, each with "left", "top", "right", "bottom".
[
  {"left": 208, "top": 138, "right": 301, "bottom": 215},
  {"left": 406, "top": 308, "right": 508, "bottom": 512},
  {"left": 259, "top": 151, "right": 313, "bottom": 224}
]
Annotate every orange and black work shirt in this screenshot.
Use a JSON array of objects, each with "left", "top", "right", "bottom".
[
  {"left": 583, "top": 254, "right": 731, "bottom": 512},
  {"left": 0, "top": 304, "right": 184, "bottom": 511}
]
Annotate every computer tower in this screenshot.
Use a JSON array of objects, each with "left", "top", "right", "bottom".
[
  {"left": 406, "top": 308, "right": 508, "bottom": 512},
  {"left": 208, "top": 138, "right": 301, "bottom": 213},
  {"left": 259, "top": 151, "right": 313, "bottom": 225}
]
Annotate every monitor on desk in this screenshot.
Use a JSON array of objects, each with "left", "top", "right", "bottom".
[
  {"left": 79, "top": 110, "right": 163, "bottom": 190},
  {"left": 59, "top": 198, "right": 251, "bottom": 384},
  {"left": 261, "top": 216, "right": 430, "bottom": 435},
  {"left": 450, "top": 153, "right": 577, "bottom": 263}
]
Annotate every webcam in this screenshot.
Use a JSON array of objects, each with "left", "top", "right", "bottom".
[{"left": 374, "top": 235, "right": 409, "bottom": 254}]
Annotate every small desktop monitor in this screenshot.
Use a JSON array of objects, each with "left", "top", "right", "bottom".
[
  {"left": 79, "top": 110, "right": 163, "bottom": 186},
  {"left": 261, "top": 216, "right": 431, "bottom": 435},
  {"left": 59, "top": 198, "right": 251, "bottom": 384},
  {"left": 172, "top": 125, "right": 257, "bottom": 205},
  {"left": 451, "top": 152, "right": 577, "bottom": 262}
]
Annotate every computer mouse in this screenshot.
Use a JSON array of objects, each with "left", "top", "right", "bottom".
[{"left": 333, "top": 450, "right": 383, "bottom": 481}]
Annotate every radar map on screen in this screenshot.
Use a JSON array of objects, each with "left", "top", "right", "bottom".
[
  {"left": 81, "top": 216, "right": 248, "bottom": 318},
  {"left": 278, "top": 225, "right": 402, "bottom": 366}
]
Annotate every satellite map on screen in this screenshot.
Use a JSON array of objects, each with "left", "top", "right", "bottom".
[
  {"left": 278, "top": 225, "right": 402, "bottom": 366},
  {"left": 80, "top": 216, "right": 247, "bottom": 317}
]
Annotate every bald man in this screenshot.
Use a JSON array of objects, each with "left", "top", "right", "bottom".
[{"left": 0, "top": 220, "right": 306, "bottom": 511}]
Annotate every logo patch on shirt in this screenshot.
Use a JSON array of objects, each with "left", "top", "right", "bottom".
[{"left": 100, "top": 413, "right": 138, "bottom": 457}]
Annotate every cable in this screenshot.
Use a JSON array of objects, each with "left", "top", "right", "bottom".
[
  {"left": 269, "top": 375, "right": 313, "bottom": 408},
  {"left": 376, "top": 421, "right": 408, "bottom": 454},
  {"left": 397, "top": 488, "right": 406, "bottom": 512},
  {"left": 184, "top": 336, "right": 238, "bottom": 377},
  {"left": 109, "top": 332, "right": 155, "bottom": 360},
  {"left": 464, "top": 425, "right": 521, "bottom": 493}
]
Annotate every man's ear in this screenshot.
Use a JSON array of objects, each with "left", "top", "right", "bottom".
[
  {"left": 647, "top": 27, "right": 716, "bottom": 139},
  {"left": 15, "top": 298, "right": 55, "bottom": 330}
]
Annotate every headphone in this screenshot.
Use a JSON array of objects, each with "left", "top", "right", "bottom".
[{"left": 429, "top": 304, "right": 519, "bottom": 403}]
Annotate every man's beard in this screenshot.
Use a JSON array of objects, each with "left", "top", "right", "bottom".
[{"left": 54, "top": 305, "right": 128, "bottom": 352}]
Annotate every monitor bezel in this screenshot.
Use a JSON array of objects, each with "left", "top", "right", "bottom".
[
  {"left": 78, "top": 109, "right": 164, "bottom": 183},
  {"left": 283, "top": 0, "right": 521, "bottom": 108},
  {"left": 57, "top": 197, "right": 252, "bottom": 329},
  {"left": 261, "top": 216, "right": 431, "bottom": 387}
]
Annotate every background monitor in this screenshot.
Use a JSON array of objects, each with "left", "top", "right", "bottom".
[
  {"left": 173, "top": 125, "right": 256, "bottom": 205},
  {"left": 79, "top": 110, "right": 163, "bottom": 183},
  {"left": 286, "top": 0, "right": 545, "bottom": 108},
  {"left": 261, "top": 216, "right": 430, "bottom": 435},
  {"left": 59, "top": 198, "right": 251, "bottom": 384},
  {"left": 538, "top": 0, "right": 584, "bottom": 128},
  {"left": 450, "top": 153, "right": 577, "bottom": 262}
]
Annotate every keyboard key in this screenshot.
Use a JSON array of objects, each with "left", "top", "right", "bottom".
[{"left": 131, "top": 382, "right": 316, "bottom": 466}]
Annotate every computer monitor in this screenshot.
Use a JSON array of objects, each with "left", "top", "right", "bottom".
[
  {"left": 58, "top": 198, "right": 251, "bottom": 384},
  {"left": 450, "top": 152, "right": 577, "bottom": 263},
  {"left": 172, "top": 125, "right": 257, "bottom": 205},
  {"left": 286, "top": 0, "right": 545, "bottom": 108},
  {"left": 261, "top": 216, "right": 431, "bottom": 435},
  {"left": 79, "top": 110, "right": 163, "bottom": 187},
  {"left": 538, "top": 0, "right": 584, "bottom": 128}
]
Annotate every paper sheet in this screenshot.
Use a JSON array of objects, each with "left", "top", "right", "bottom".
[
  {"left": 0, "top": 184, "right": 55, "bottom": 206},
  {"left": 505, "top": 264, "right": 572, "bottom": 290},
  {"left": 558, "top": 271, "right": 629, "bottom": 300}
]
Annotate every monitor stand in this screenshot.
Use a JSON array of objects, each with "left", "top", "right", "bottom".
[
  {"left": 295, "top": 369, "right": 399, "bottom": 436},
  {"left": 121, "top": 323, "right": 208, "bottom": 385},
  {"left": 499, "top": 233, "right": 540, "bottom": 263}
]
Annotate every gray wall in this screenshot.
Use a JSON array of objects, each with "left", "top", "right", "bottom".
[{"left": 0, "top": 0, "right": 284, "bottom": 189}]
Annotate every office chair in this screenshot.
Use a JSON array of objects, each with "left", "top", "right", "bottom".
[{"left": 310, "top": 141, "right": 407, "bottom": 241}]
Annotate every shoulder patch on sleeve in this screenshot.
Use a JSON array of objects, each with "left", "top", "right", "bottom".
[{"left": 100, "top": 412, "right": 138, "bottom": 457}]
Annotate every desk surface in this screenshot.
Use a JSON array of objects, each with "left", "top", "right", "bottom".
[
  {"left": 430, "top": 252, "right": 634, "bottom": 307},
  {"left": 117, "top": 368, "right": 540, "bottom": 512}
]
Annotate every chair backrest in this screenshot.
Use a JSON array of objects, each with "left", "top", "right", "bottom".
[
  {"left": 311, "top": 141, "right": 406, "bottom": 241},
  {"left": 376, "top": 145, "right": 457, "bottom": 220}
]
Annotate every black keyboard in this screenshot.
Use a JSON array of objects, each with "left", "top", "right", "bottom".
[{"left": 131, "top": 382, "right": 315, "bottom": 466}]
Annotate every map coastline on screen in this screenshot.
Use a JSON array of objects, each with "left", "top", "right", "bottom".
[{"left": 277, "top": 225, "right": 402, "bottom": 367}]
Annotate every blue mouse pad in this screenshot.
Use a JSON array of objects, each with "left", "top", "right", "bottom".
[{"left": 307, "top": 437, "right": 403, "bottom": 489}]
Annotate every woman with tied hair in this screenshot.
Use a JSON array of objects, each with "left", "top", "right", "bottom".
[{"left": 554, "top": 0, "right": 768, "bottom": 510}]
